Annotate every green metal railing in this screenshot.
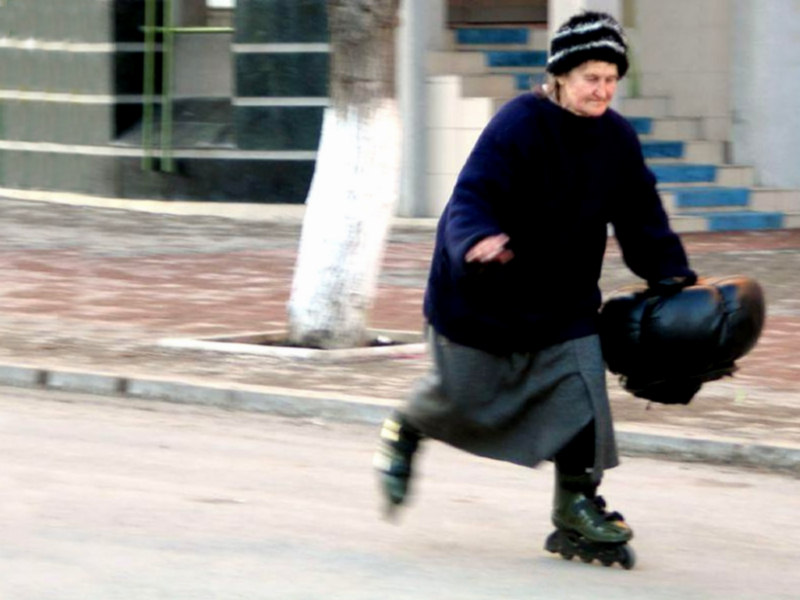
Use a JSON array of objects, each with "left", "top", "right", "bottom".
[{"left": 141, "top": 0, "right": 234, "bottom": 172}]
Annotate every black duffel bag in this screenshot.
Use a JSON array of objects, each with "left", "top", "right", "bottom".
[{"left": 598, "top": 276, "right": 765, "bottom": 405}]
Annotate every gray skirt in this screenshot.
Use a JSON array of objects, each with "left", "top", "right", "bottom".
[{"left": 401, "top": 329, "right": 619, "bottom": 479}]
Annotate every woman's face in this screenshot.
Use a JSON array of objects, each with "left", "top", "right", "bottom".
[{"left": 556, "top": 60, "right": 619, "bottom": 117}]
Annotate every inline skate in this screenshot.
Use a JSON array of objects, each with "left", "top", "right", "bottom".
[
  {"left": 372, "top": 414, "right": 421, "bottom": 517},
  {"left": 544, "top": 472, "right": 636, "bottom": 569}
]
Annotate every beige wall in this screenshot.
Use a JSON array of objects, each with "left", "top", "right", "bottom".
[
  {"left": 731, "top": 0, "right": 800, "bottom": 188},
  {"left": 426, "top": 76, "right": 495, "bottom": 214},
  {"left": 627, "top": 0, "right": 732, "bottom": 138}
]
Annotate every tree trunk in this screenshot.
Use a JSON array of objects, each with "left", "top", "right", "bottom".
[{"left": 287, "top": 0, "right": 401, "bottom": 349}]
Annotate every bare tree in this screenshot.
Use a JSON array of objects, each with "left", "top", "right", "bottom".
[{"left": 287, "top": 0, "right": 402, "bottom": 349}]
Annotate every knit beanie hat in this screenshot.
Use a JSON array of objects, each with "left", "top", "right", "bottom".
[{"left": 546, "top": 11, "right": 629, "bottom": 78}]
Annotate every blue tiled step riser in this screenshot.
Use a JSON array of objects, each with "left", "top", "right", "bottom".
[
  {"left": 651, "top": 164, "right": 717, "bottom": 183},
  {"left": 456, "top": 28, "right": 530, "bottom": 45},
  {"left": 622, "top": 113, "right": 790, "bottom": 232},
  {"left": 663, "top": 187, "right": 750, "bottom": 209},
  {"left": 642, "top": 140, "right": 683, "bottom": 159},
  {"left": 627, "top": 117, "right": 653, "bottom": 135},
  {"left": 684, "top": 211, "right": 785, "bottom": 232},
  {"left": 485, "top": 50, "right": 548, "bottom": 68},
  {"left": 645, "top": 141, "right": 725, "bottom": 164}
]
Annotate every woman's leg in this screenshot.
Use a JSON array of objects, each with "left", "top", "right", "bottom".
[
  {"left": 554, "top": 420, "right": 597, "bottom": 492},
  {"left": 551, "top": 421, "right": 632, "bottom": 543},
  {"left": 373, "top": 411, "right": 422, "bottom": 512}
]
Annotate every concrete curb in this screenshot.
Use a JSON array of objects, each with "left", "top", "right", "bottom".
[
  {"left": 616, "top": 430, "right": 800, "bottom": 474},
  {"left": 1, "top": 363, "right": 798, "bottom": 475}
]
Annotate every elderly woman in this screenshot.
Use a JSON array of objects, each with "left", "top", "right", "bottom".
[{"left": 374, "top": 11, "right": 695, "bottom": 568}]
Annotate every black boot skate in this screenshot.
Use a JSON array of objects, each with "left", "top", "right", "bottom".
[
  {"left": 372, "top": 414, "right": 421, "bottom": 518},
  {"left": 544, "top": 472, "right": 636, "bottom": 569}
]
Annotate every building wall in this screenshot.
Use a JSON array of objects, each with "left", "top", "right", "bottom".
[
  {"left": 231, "top": 0, "right": 328, "bottom": 202},
  {"left": 426, "top": 76, "right": 502, "bottom": 215},
  {"left": 6, "top": 1, "right": 796, "bottom": 203},
  {"left": 627, "top": 0, "right": 732, "bottom": 141},
  {"left": 0, "top": 0, "right": 329, "bottom": 203},
  {"left": 233, "top": 0, "right": 328, "bottom": 152},
  {"left": 731, "top": 0, "right": 800, "bottom": 188},
  {"left": 0, "top": 0, "right": 132, "bottom": 195}
]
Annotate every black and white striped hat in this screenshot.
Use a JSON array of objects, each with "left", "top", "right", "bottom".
[{"left": 547, "top": 11, "right": 629, "bottom": 78}]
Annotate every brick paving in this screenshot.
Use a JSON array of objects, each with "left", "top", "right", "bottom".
[{"left": 1, "top": 197, "right": 799, "bottom": 448}]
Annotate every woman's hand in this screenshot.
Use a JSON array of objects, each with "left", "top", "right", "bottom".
[{"left": 465, "top": 233, "right": 515, "bottom": 264}]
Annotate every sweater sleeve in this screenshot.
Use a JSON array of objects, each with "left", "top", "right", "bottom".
[
  {"left": 611, "top": 122, "right": 696, "bottom": 284},
  {"left": 441, "top": 100, "right": 531, "bottom": 279}
]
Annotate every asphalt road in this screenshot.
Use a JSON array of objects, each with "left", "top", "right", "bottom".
[{"left": 1, "top": 386, "right": 798, "bottom": 600}]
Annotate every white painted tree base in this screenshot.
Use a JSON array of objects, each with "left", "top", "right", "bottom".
[
  {"left": 158, "top": 328, "right": 425, "bottom": 363},
  {"left": 287, "top": 100, "right": 401, "bottom": 349}
]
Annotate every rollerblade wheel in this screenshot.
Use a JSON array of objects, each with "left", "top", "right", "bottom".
[
  {"left": 383, "top": 499, "right": 400, "bottom": 521},
  {"left": 546, "top": 530, "right": 636, "bottom": 570},
  {"left": 544, "top": 530, "right": 560, "bottom": 554},
  {"left": 618, "top": 545, "right": 636, "bottom": 570},
  {"left": 599, "top": 543, "right": 636, "bottom": 570},
  {"left": 544, "top": 530, "right": 575, "bottom": 561},
  {"left": 377, "top": 473, "right": 407, "bottom": 521}
]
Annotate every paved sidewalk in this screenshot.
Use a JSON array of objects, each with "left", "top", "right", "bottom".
[{"left": 1, "top": 195, "right": 799, "bottom": 473}]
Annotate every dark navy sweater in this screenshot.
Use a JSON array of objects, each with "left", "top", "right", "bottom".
[{"left": 424, "top": 92, "right": 695, "bottom": 354}]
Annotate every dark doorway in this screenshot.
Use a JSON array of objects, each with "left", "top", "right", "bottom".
[{"left": 448, "top": 0, "right": 548, "bottom": 24}]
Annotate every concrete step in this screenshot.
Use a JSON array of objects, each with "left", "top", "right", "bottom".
[
  {"left": 662, "top": 187, "right": 800, "bottom": 213},
  {"left": 619, "top": 96, "right": 670, "bottom": 118},
  {"left": 631, "top": 116, "right": 732, "bottom": 142},
  {"left": 660, "top": 186, "right": 800, "bottom": 232},
  {"left": 460, "top": 74, "right": 517, "bottom": 98},
  {"left": 746, "top": 189, "right": 800, "bottom": 213},
  {"left": 642, "top": 140, "right": 725, "bottom": 163},
  {"left": 661, "top": 187, "right": 750, "bottom": 211},
  {"left": 715, "top": 166, "right": 755, "bottom": 187},
  {"left": 647, "top": 118, "right": 704, "bottom": 141},
  {"left": 429, "top": 51, "right": 487, "bottom": 76},
  {"left": 677, "top": 210, "right": 785, "bottom": 232},
  {"left": 651, "top": 164, "right": 717, "bottom": 184},
  {"left": 668, "top": 214, "right": 714, "bottom": 233},
  {"left": 460, "top": 72, "right": 546, "bottom": 97},
  {"left": 651, "top": 164, "right": 754, "bottom": 187},
  {"left": 785, "top": 213, "right": 800, "bottom": 229},
  {"left": 682, "top": 141, "right": 726, "bottom": 164}
]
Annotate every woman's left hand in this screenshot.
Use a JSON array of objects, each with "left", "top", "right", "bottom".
[{"left": 465, "top": 233, "right": 515, "bottom": 264}]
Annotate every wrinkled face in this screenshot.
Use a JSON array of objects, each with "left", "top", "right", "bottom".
[{"left": 556, "top": 60, "right": 619, "bottom": 117}]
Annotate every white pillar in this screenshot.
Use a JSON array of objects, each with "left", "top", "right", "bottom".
[
  {"left": 732, "top": 0, "right": 800, "bottom": 188},
  {"left": 397, "top": 0, "right": 445, "bottom": 217}
]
